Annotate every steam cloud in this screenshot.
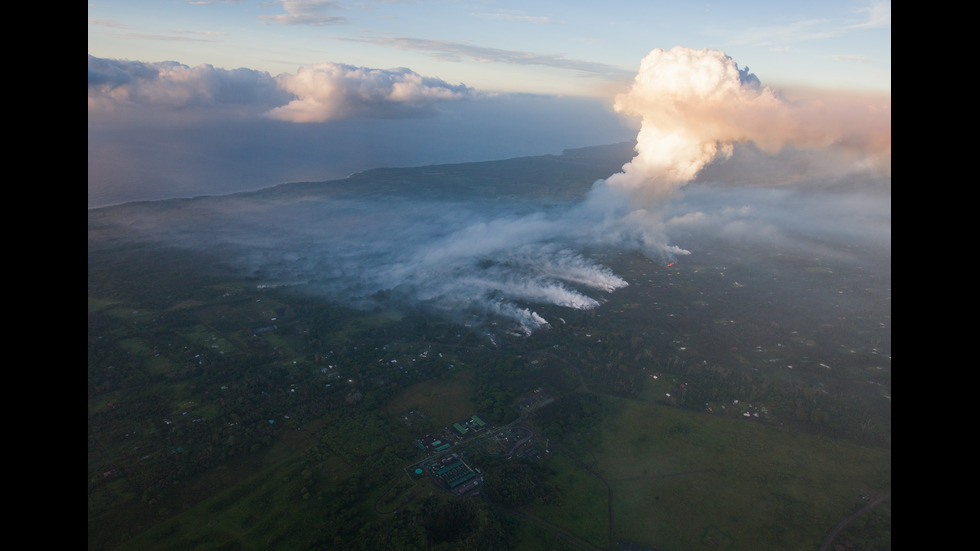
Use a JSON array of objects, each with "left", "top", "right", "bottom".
[
  {"left": 204, "top": 198, "right": 633, "bottom": 336},
  {"left": 611, "top": 47, "right": 890, "bottom": 200},
  {"left": 577, "top": 46, "right": 890, "bottom": 260},
  {"left": 92, "top": 47, "right": 890, "bottom": 336}
]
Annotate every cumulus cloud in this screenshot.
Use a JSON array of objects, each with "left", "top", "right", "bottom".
[
  {"left": 87, "top": 56, "right": 289, "bottom": 115},
  {"left": 88, "top": 56, "right": 476, "bottom": 124},
  {"left": 265, "top": 63, "right": 475, "bottom": 122}
]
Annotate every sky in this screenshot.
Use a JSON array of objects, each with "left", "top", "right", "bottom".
[
  {"left": 89, "top": 2, "right": 890, "bottom": 333},
  {"left": 88, "top": 0, "right": 890, "bottom": 95},
  {"left": 88, "top": 0, "right": 890, "bottom": 208}
]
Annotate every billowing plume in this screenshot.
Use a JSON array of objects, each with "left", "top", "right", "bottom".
[
  {"left": 87, "top": 56, "right": 291, "bottom": 117},
  {"left": 604, "top": 47, "right": 890, "bottom": 207},
  {"left": 578, "top": 46, "right": 890, "bottom": 261}
]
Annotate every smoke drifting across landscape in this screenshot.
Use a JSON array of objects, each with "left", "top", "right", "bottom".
[
  {"left": 579, "top": 47, "right": 890, "bottom": 261},
  {"left": 90, "top": 47, "right": 890, "bottom": 335}
]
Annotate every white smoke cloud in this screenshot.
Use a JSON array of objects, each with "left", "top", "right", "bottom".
[
  {"left": 570, "top": 46, "right": 891, "bottom": 261},
  {"left": 605, "top": 47, "right": 890, "bottom": 208},
  {"left": 90, "top": 47, "right": 890, "bottom": 336},
  {"left": 348, "top": 211, "right": 628, "bottom": 330}
]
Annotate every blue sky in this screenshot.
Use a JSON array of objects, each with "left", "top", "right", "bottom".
[
  {"left": 89, "top": 0, "right": 890, "bottom": 95},
  {"left": 88, "top": 1, "right": 890, "bottom": 208}
]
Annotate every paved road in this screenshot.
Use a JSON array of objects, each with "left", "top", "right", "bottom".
[
  {"left": 490, "top": 503, "right": 605, "bottom": 551},
  {"left": 818, "top": 491, "right": 891, "bottom": 551}
]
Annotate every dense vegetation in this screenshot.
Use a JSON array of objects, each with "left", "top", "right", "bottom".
[
  {"left": 89, "top": 235, "right": 889, "bottom": 550},
  {"left": 90, "top": 143, "right": 888, "bottom": 550}
]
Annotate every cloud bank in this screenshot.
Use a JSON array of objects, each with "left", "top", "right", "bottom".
[
  {"left": 88, "top": 56, "right": 474, "bottom": 122},
  {"left": 87, "top": 56, "right": 290, "bottom": 114}
]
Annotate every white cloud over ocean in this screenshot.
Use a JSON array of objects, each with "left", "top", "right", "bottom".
[
  {"left": 265, "top": 62, "right": 475, "bottom": 122},
  {"left": 88, "top": 56, "right": 474, "bottom": 122},
  {"left": 88, "top": 55, "right": 636, "bottom": 208},
  {"left": 89, "top": 47, "right": 889, "bottom": 335}
]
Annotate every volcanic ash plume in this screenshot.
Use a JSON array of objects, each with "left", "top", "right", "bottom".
[
  {"left": 582, "top": 46, "right": 890, "bottom": 260},
  {"left": 602, "top": 47, "right": 889, "bottom": 205}
]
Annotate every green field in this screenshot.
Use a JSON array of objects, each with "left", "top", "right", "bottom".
[
  {"left": 89, "top": 258, "right": 889, "bottom": 550},
  {"left": 593, "top": 396, "right": 888, "bottom": 550},
  {"left": 90, "top": 145, "right": 889, "bottom": 550}
]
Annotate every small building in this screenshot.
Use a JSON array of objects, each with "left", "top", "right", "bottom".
[
  {"left": 417, "top": 434, "right": 452, "bottom": 452},
  {"left": 429, "top": 453, "right": 483, "bottom": 495}
]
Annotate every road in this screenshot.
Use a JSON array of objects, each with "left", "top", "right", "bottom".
[
  {"left": 490, "top": 503, "right": 605, "bottom": 551},
  {"left": 818, "top": 491, "right": 891, "bottom": 551}
]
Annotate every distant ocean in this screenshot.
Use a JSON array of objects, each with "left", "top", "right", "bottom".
[{"left": 88, "top": 94, "right": 637, "bottom": 209}]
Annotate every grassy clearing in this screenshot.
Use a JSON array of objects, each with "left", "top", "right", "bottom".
[
  {"left": 382, "top": 368, "right": 476, "bottom": 427},
  {"left": 113, "top": 458, "right": 320, "bottom": 551},
  {"left": 593, "top": 395, "right": 889, "bottom": 550},
  {"left": 108, "top": 423, "right": 334, "bottom": 551},
  {"left": 510, "top": 518, "right": 577, "bottom": 551},
  {"left": 527, "top": 453, "right": 609, "bottom": 549}
]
